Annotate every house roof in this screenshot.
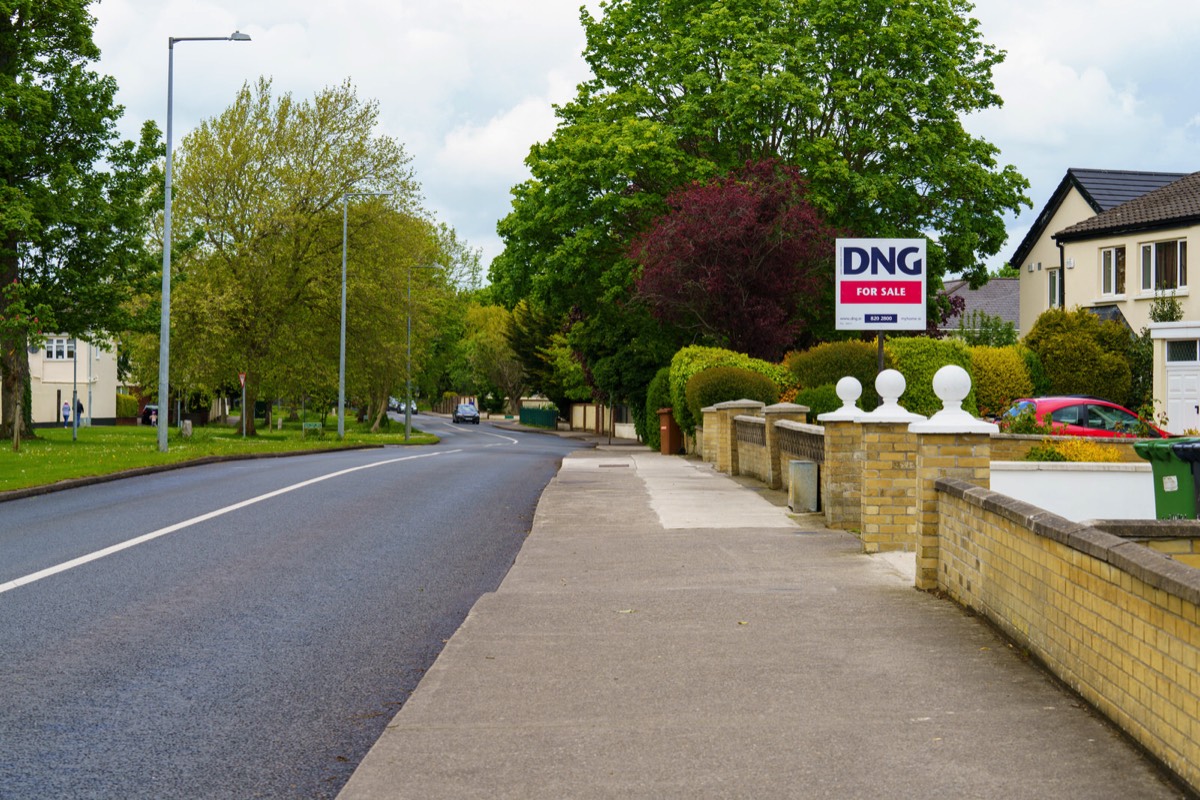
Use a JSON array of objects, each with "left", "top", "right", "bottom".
[
  {"left": 1008, "top": 168, "right": 1188, "bottom": 266},
  {"left": 1054, "top": 169, "right": 1200, "bottom": 242},
  {"left": 940, "top": 277, "right": 1020, "bottom": 329}
]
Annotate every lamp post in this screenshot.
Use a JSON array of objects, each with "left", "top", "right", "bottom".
[
  {"left": 339, "top": 191, "right": 391, "bottom": 440},
  {"left": 158, "top": 30, "right": 251, "bottom": 453}
]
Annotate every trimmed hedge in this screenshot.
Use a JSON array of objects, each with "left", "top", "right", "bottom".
[
  {"left": 783, "top": 340, "right": 891, "bottom": 410},
  {"left": 794, "top": 383, "right": 840, "bottom": 418},
  {"left": 969, "top": 345, "right": 1032, "bottom": 419},
  {"left": 885, "top": 336, "right": 977, "bottom": 418},
  {"left": 669, "top": 346, "right": 791, "bottom": 434},
  {"left": 116, "top": 393, "right": 139, "bottom": 418},
  {"left": 684, "top": 366, "right": 780, "bottom": 425}
]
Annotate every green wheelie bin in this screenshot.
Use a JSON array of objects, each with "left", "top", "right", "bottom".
[{"left": 1134, "top": 438, "right": 1199, "bottom": 519}]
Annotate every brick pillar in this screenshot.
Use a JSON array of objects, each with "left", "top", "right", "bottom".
[
  {"left": 820, "top": 420, "right": 862, "bottom": 530},
  {"left": 713, "top": 400, "right": 765, "bottom": 475},
  {"left": 701, "top": 406, "right": 719, "bottom": 464},
  {"left": 859, "top": 421, "right": 920, "bottom": 553},
  {"left": 912, "top": 432, "right": 992, "bottom": 590},
  {"left": 908, "top": 365, "right": 998, "bottom": 590},
  {"left": 764, "top": 403, "right": 809, "bottom": 489}
]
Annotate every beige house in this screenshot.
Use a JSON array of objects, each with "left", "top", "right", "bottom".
[
  {"left": 19, "top": 336, "right": 120, "bottom": 425},
  {"left": 1011, "top": 168, "right": 1200, "bottom": 432}
]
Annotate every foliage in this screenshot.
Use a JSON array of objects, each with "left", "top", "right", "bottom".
[
  {"left": 684, "top": 366, "right": 780, "bottom": 427},
  {"left": 884, "top": 337, "right": 976, "bottom": 418},
  {"left": 464, "top": 304, "right": 526, "bottom": 414},
  {"left": 489, "top": 0, "right": 1028, "bottom": 416},
  {"left": 508, "top": 299, "right": 590, "bottom": 411},
  {"left": 955, "top": 309, "right": 1017, "bottom": 347},
  {"left": 794, "top": 384, "right": 841, "bottom": 419},
  {"left": 668, "top": 346, "right": 791, "bottom": 434},
  {"left": 642, "top": 366, "right": 673, "bottom": 451},
  {"left": 1024, "top": 438, "right": 1122, "bottom": 463},
  {"left": 1149, "top": 290, "right": 1184, "bottom": 323},
  {"left": 969, "top": 346, "right": 1032, "bottom": 419},
  {"left": 0, "top": 2, "right": 163, "bottom": 438},
  {"left": 1023, "top": 308, "right": 1133, "bottom": 405},
  {"left": 1129, "top": 291, "right": 1185, "bottom": 416},
  {"left": 116, "top": 393, "right": 139, "bottom": 419},
  {"left": 1017, "top": 344, "right": 1052, "bottom": 396},
  {"left": 784, "top": 340, "right": 891, "bottom": 410},
  {"left": 998, "top": 406, "right": 1054, "bottom": 435},
  {"left": 631, "top": 159, "right": 842, "bottom": 359}
]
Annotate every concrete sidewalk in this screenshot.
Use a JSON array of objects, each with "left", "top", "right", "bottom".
[{"left": 339, "top": 449, "right": 1187, "bottom": 799}]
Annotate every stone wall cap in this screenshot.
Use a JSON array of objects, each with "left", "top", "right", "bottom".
[
  {"left": 764, "top": 402, "right": 809, "bottom": 414},
  {"left": 858, "top": 409, "right": 927, "bottom": 423},
  {"left": 817, "top": 409, "right": 861, "bottom": 422},
  {"left": 714, "top": 399, "right": 766, "bottom": 410},
  {"left": 909, "top": 417, "right": 998, "bottom": 434}
]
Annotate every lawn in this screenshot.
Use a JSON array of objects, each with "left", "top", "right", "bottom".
[{"left": 0, "top": 419, "right": 439, "bottom": 493}]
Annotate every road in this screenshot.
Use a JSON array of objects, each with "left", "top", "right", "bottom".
[{"left": 0, "top": 418, "right": 581, "bottom": 799}]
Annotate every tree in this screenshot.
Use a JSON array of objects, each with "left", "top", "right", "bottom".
[
  {"left": 140, "top": 79, "right": 419, "bottom": 435},
  {"left": 631, "top": 159, "right": 841, "bottom": 361},
  {"left": 0, "top": 1, "right": 162, "bottom": 438},
  {"left": 464, "top": 304, "right": 526, "bottom": 414},
  {"left": 490, "top": 0, "right": 1028, "bottom": 389}
]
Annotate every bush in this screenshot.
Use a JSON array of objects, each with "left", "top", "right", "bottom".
[
  {"left": 684, "top": 366, "right": 780, "bottom": 425},
  {"left": 1025, "top": 438, "right": 1122, "bottom": 462},
  {"left": 1024, "top": 308, "right": 1134, "bottom": 405},
  {"left": 969, "top": 346, "right": 1032, "bottom": 419},
  {"left": 116, "top": 393, "right": 138, "bottom": 418},
  {"left": 783, "top": 340, "right": 890, "bottom": 410},
  {"left": 669, "top": 346, "right": 791, "bottom": 434},
  {"left": 884, "top": 336, "right": 977, "bottom": 418},
  {"left": 793, "top": 383, "right": 840, "bottom": 418},
  {"left": 643, "top": 366, "right": 672, "bottom": 451},
  {"left": 999, "top": 406, "right": 1054, "bottom": 435}
]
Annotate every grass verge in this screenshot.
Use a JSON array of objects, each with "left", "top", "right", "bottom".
[{"left": 0, "top": 420, "right": 439, "bottom": 493}]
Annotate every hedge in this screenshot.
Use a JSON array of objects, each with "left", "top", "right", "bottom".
[
  {"left": 669, "top": 346, "right": 791, "bottom": 434},
  {"left": 643, "top": 366, "right": 672, "bottom": 451},
  {"left": 884, "top": 336, "right": 977, "bottom": 418},
  {"left": 783, "top": 340, "right": 891, "bottom": 410},
  {"left": 684, "top": 366, "right": 780, "bottom": 425}
]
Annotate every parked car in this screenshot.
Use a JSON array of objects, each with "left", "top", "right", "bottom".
[
  {"left": 1003, "top": 397, "right": 1169, "bottom": 438},
  {"left": 452, "top": 403, "right": 480, "bottom": 424}
]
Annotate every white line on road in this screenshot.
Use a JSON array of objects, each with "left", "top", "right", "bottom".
[{"left": 0, "top": 450, "right": 460, "bottom": 596}]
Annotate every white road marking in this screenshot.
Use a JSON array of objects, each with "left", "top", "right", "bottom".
[{"left": 0, "top": 450, "right": 458, "bottom": 596}]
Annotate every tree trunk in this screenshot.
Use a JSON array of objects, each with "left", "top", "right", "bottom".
[
  {"left": 370, "top": 398, "right": 387, "bottom": 433},
  {"left": 243, "top": 381, "right": 258, "bottom": 437}
]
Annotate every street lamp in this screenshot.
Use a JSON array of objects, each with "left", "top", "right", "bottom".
[
  {"left": 158, "top": 30, "right": 251, "bottom": 453},
  {"left": 339, "top": 191, "right": 391, "bottom": 439}
]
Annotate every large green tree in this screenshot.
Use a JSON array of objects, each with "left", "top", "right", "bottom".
[
  {"left": 490, "top": 0, "right": 1029, "bottom": 403},
  {"left": 129, "top": 79, "right": 420, "bottom": 435},
  {"left": 0, "top": 0, "right": 161, "bottom": 438}
]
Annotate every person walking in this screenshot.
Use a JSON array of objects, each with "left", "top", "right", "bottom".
[{"left": 62, "top": 400, "right": 71, "bottom": 428}]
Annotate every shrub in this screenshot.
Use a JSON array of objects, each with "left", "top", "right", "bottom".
[
  {"left": 969, "top": 346, "right": 1032, "bottom": 419},
  {"left": 999, "top": 406, "right": 1053, "bottom": 435},
  {"left": 1024, "top": 438, "right": 1122, "bottom": 462},
  {"left": 643, "top": 366, "right": 673, "bottom": 451},
  {"left": 783, "top": 340, "right": 890, "bottom": 409},
  {"left": 884, "top": 336, "right": 977, "bottom": 418},
  {"left": 793, "top": 383, "right": 840, "bottom": 418},
  {"left": 1024, "top": 307, "right": 1135, "bottom": 405},
  {"left": 116, "top": 393, "right": 138, "bottom": 418},
  {"left": 684, "top": 366, "right": 779, "bottom": 425},
  {"left": 1017, "top": 344, "right": 1052, "bottom": 396},
  {"left": 669, "top": 346, "right": 791, "bottom": 434}
]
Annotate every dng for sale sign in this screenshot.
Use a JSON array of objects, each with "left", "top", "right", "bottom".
[{"left": 835, "top": 238, "right": 927, "bottom": 331}]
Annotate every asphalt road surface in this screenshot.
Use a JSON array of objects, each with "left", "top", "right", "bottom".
[{"left": 0, "top": 418, "right": 581, "bottom": 799}]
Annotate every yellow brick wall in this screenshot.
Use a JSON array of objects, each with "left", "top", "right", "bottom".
[
  {"left": 991, "top": 433, "right": 1145, "bottom": 462},
  {"left": 823, "top": 421, "right": 862, "bottom": 531},
  {"left": 914, "top": 433, "right": 991, "bottom": 589},
  {"left": 937, "top": 479, "right": 1200, "bottom": 790},
  {"left": 734, "top": 417, "right": 769, "bottom": 483}
]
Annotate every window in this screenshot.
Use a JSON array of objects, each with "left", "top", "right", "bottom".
[
  {"left": 45, "top": 337, "right": 75, "bottom": 361},
  {"left": 1167, "top": 340, "right": 1200, "bottom": 363},
  {"left": 1101, "top": 246, "right": 1125, "bottom": 295},
  {"left": 1048, "top": 268, "right": 1061, "bottom": 308},
  {"left": 1141, "top": 240, "right": 1187, "bottom": 291}
]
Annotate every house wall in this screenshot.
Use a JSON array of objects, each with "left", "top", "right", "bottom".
[
  {"left": 1017, "top": 189, "right": 1097, "bottom": 333},
  {"left": 3, "top": 338, "right": 120, "bottom": 425}
]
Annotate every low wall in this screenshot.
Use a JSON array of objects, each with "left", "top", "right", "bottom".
[
  {"left": 734, "top": 415, "right": 768, "bottom": 484},
  {"left": 936, "top": 478, "right": 1200, "bottom": 790},
  {"left": 990, "top": 433, "right": 1146, "bottom": 462},
  {"left": 991, "top": 461, "right": 1154, "bottom": 522},
  {"left": 778, "top": 421, "right": 824, "bottom": 502}
]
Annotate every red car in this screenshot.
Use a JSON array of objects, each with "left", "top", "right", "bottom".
[{"left": 1004, "top": 397, "right": 1170, "bottom": 438}]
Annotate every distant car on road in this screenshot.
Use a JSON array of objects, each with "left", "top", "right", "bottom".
[
  {"left": 1003, "top": 396, "right": 1169, "bottom": 438},
  {"left": 452, "top": 403, "right": 480, "bottom": 424}
]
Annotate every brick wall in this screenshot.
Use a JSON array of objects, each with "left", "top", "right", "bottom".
[
  {"left": 991, "top": 433, "right": 1145, "bottom": 462},
  {"left": 858, "top": 422, "right": 918, "bottom": 553},
  {"left": 937, "top": 478, "right": 1200, "bottom": 789},
  {"left": 734, "top": 415, "right": 768, "bottom": 482}
]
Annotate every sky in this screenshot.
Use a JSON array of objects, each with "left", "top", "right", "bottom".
[{"left": 90, "top": 0, "right": 1200, "bottom": 276}]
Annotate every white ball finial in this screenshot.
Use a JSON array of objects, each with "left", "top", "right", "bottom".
[
  {"left": 835, "top": 376, "right": 862, "bottom": 408},
  {"left": 932, "top": 364, "right": 971, "bottom": 412},
  {"left": 875, "top": 369, "right": 906, "bottom": 405}
]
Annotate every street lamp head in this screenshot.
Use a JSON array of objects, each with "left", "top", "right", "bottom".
[{"left": 229, "top": 31, "right": 252, "bottom": 41}]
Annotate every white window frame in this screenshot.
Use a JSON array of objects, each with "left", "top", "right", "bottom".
[
  {"left": 1048, "top": 268, "right": 1061, "bottom": 308},
  {"left": 45, "top": 337, "right": 75, "bottom": 361},
  {"left": 1100, "top": 246, "right": 1126, "bottom": 296},
  {"left": 1140, "top": 239, "right": 1188, "bottom": 292}
]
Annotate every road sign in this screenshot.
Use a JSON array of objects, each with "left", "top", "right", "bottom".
[
  {"left": 239, "top": 372, "right": 246, "bottom": 387},
  {"left": 835, "top": 238, "right": 927, "bottom": 331}
]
